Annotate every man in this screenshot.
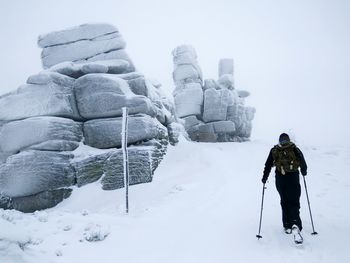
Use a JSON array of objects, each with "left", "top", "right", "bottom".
[{"left": 262, "top": 133, "right": 307, "bottom": 244}]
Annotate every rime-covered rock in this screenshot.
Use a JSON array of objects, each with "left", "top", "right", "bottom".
[
  {"left": 174, "top": 83, "right": 203, "bottom": 118},
  {"left": 0, "top": 83, "right": 81, "bottom": 121},
  {"left": 74, "top": 74, "right": 157, "bottom": 119},
  {"left": 41, "top": 33, "right": 126, "bottom": 68},
  {"left": 218, "top": 58, "right": 234, "bottom": 77},
  {"left": 9, "top": 189, "right": 73, "bottom": 213},
  {"left": 183, "top": 115, "right": 203, "bottom": 130},
  {"left": 203, "top": 79, "right": 219, "bottom": 90},
  {"left": 203, "top": 88, "right": 231, "bottom": 122},
  {"left": 218, "top": 74, "right": 234, "bottom": 90},
  {"left": 172, "top": 45, "right": 202, "bottom": 85},
  {"left": 0, "top": 116, "right": 82, "bottom": 153},
  {"left": 83, "top": 114, "right": 168, "bottom": 149},
  {"left": 38, "top": 23, "right": 119, "bottom": 48},
  {"left": 47, "top": 59, "right": 131, "bottom": 78},
  {"left": 101, "top": 148, "right": 154, "bottom": 190},
  {"left": 0, "top": 151, "right": 74, "bottom": 198},
  {"left": 27, "top": 71, "right": 75, "bottom": 87},
  {"left": 73, "top": 143, "right": 167, "bottom": 188}
]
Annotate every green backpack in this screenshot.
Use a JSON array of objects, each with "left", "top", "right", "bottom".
[{"left": 271, "top": 142, "right": 300, "bottom": 175}]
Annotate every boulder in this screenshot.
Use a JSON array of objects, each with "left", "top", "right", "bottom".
[
  {"left": 174, "top": 83, "right": 203, "bottom": 118},
  {"left": 237, "top": 90, "right": 250, "bottom": 98},
  {"left": 48, "top": 59, "right": 131, "bottom": 78},
  {"left": 41, "top": 33, "right": 126, "bottom": 68},
  {"left": 203, "top": 88, "right": 231, "bottom": 122},
  {"left": 73, "top": 145, "right": 164, "bottom": 189},
  {"left": 38, "top": 23, "right": 118, "bottom": 48},
  {"left": 10, "top": 189, "right": 73, "bottom": 213},
  {"left": 81, "top": 49, "right": 135, "bottom": 72},
  {"left": 218, "top": 74, "right": 234, "bottom": 90},
  {"left": 0, "top": 151, "right": 74, "bottom": 198},
  {"left": 74, "top": 74, "right": 157, "bottom": 119},
  {"left": 203, "top": 79, "right": 219, "bottom": 90},
  {"left": 101, "top": 148, "right": 154, "bottom": 190},
  {"left": 27, "top": 71, "right": 75, "bottom": 87},
  {"left": 0, "top": 116, "right": 82, "bottom": 153},
  {"left": 173, "top": 64, "right": 202, "bottom": 84},
  {"left": 83, "top": 114, "right": 168, "bottom": 149},
  {"left": 0, "top": 82, "right": 81, "bottom": 121},
  {"left": 183, "top": 115, "right": 203, "bottom": 130},
  {"left": 218, "top": 58, "right": 234, "bottom": 77},
  {"left": 213, "top": 121, "right": 236, "bottom": 133}
]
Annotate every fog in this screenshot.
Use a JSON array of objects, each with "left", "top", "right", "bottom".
[{"left": 1, "top": 0, "right": 349, "bottom": 146}]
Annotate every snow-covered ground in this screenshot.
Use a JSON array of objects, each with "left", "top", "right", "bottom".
[{"left": 1, "top": 138, "right": 349, "bottom": 263}]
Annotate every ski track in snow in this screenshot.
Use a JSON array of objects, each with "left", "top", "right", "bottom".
[{"left": 1, "top": 138, "right": 349, "bottom": 263}]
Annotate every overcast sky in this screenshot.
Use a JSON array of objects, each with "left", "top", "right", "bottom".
[{"left": 0, "top": 0, "right": 349, "bottom": 146}]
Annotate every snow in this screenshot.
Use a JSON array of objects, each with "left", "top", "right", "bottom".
[{"left": 1, "top": 138, "right": 349, "bottom": 262}]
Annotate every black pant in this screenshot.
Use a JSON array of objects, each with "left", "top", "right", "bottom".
[{"left": 275, "top": 172, "right": 302, "bottom": 231}]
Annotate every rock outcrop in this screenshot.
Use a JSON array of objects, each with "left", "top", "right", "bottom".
[
  {"left": 0, "top": 23, "right": 176, "bottom": 212},
  {"left": 172, "top": 45, "right": 255, "bottom": 142}
]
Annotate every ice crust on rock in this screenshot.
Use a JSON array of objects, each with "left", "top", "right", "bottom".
[
  {"left": 203, "top": 88, "right": 231, "bottom": 122},
  {"left": 83, "top": 114, "right": 168, "bottom": 149},
  {"left": 41, "top": 33, "right": 126, "bottom": 68},
  {"left": 0, "top": 151, "right": 74, "bottom": 198},
  {"left": 0, "top": 116, "right": 82, "bottom": 153},
  {"left": 0, "top": 83, "right": 81, "bottom": 121},
  {"left": 38, "top": 23, "right": 119, "bottom": 48},
  {"left": 172, "top": 46, "right": 255, "bottom": 142}
]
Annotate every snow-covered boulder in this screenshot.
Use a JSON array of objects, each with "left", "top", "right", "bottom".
[
  {"left": 172, "top": 45, "right": 202, "bottom": 85},
  {"left": 202, "top": 88, "right": 231, "bottom": 122},
  {"left": 0, "top": 23, "right": 175, "bottom": 212},
  {"left": 83, "top": 114, "right": 168, "bottom": 149},
  {"left": 74, "top": 74, "right": 158, "bottom": 119},
  {"left": 27, "top": 71, "right": 75, "bottom": 87},
  {"left": 0, "top": 151, "right": 74, "bottom": 198},
  {"left": 218, "top": 58, "right": 234, "bottom": 77},
  {"left": 38, "top": 23, "right": 118, "bottom": 48},
  {"left": 0, "top": 117, "right": 82, "bottom": 154},
  {"left": 218, "top": 74, "right": 234, "bottom": 90},
  {"left": 172, "top": 48, "right": 255, "bottom": 142},
  {"left": 46, "top": 59, "right": 131, "bottom": 78},
  {"left": 41, "top": 34, "right": 125, "bottom": 68},
  {"left": 0, "top": 83, "right": 81, "bottom": 121},
  {"left": 10, "top": 188, "right": 73, "bottom": 213},
  {"left": 174, "top": 83, "right": 203, "bottom": 118},
  {"left": 101, "top": 148, "right": 154, "bottom": 190}
]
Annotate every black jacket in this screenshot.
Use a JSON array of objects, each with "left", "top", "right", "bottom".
[{"left": 262, "top": 144, "right": 307, "bottom": 182}]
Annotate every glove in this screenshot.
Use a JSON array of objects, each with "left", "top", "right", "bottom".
[
  {"left": 261, "top": 177, "right": 267, "bottom": 184},
  {"left": 301, "top": 170, "right": 307, "bottom": 176}
]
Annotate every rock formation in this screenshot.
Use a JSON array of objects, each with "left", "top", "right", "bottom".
[
  {"left": 0, "top": 23, "right": 175, "bottom": 212},
  {"left": 172, "top": 45, "right": 255, "bottom": 142}
]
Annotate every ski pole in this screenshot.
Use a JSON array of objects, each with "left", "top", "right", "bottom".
[
  {"left": 302, "top": 176, "right": 318, "bottom": 235},
  {"left": 256, "top": 183, "right": 266, "bottom": 239}
]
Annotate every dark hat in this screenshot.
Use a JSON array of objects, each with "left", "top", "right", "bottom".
[{"left": 279, "top": 133, "right": 290, "bottom": 145}]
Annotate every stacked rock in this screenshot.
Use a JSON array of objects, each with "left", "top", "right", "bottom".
[
  {"left": 172, "top": 45, "right": 255, "bottom": 142},
  {"left": 0, "top": 23, "right": 175, "bottom": 212}
]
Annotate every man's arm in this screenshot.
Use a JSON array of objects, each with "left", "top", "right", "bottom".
[
  {"left": 262, "top": 149, "right": 274, "bottom": 183},
  {"left": 296, "top": 147, "right": 307, "bottom": 176}
]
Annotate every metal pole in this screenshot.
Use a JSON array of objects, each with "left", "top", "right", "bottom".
[
  {"left": 256, "top": 184, "right": 266, "bottom": 239},
  {"left": 122, "top": 107, "right": 129, "bottom": 214},
  {"left": 302, "top": 176, "right": 318, "bottom": 235}
]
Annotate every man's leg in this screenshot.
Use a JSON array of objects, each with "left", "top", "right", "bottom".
[
  {"left": 285, "top": 174, "right": 302, "bottom": 231},
  {"left": 275, "top": 176, "right": 291, "bottom": 229}
]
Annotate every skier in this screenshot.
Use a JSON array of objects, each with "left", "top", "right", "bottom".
[{"left": 261, "top": 133, "right": 307, "bottom": 244}]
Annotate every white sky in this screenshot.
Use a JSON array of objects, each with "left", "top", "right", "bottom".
[{"left": 0, "top": 0, "right": 349, "bottom": 146}]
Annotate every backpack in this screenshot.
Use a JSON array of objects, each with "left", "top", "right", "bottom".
[{"left": 271, "top": 142, "right": 300, "bottom": 175}]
